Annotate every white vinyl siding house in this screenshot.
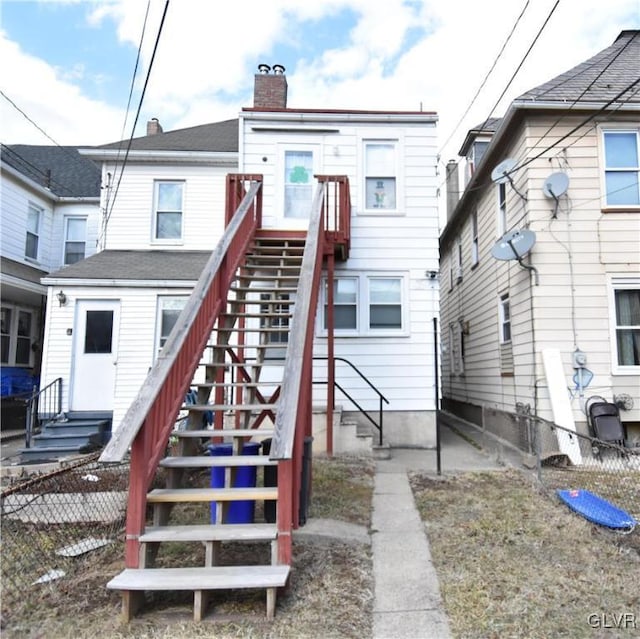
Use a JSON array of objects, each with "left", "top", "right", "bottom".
[
  {"left": 240, "top": 112, "right": 440, "bottom": 445},
  {"left": 440, "top": 31, "right": 640, "bottom": 444}
]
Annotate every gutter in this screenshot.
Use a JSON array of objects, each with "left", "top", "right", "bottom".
[
  {"left": 41, "top": 277, "right": 199, "bottom": 288},
  {"left": 78, "top": 149, "right": 238, "bottom": 164}
]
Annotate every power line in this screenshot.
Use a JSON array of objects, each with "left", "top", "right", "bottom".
[
  {"left": 477, "top": 0, "right": 561, "bottom": 132},
  {"left": 438, "top": 0, "right": 531, "bottom": 157},
  {"left": 99, "top": 0, "right": 152, "bottom": 248},
  {"left": 104, "top": 0, "right": 170, "bottom": 229}
]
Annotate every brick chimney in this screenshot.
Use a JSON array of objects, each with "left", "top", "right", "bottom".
[
  {"left": 146, "top": 118, "right": 163, "bottom": 135},
  {"left": 253, "top": 64, "right": 288, "bottom": 109}
]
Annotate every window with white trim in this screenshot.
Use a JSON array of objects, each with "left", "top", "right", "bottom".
[
  {"left": 497, "top": 182, "right": 507, "bottom": 236},
  {"left": 364, "top": 141, "right": 398, "bottom": 212},
  {"left": 612, "top": 285, "right": 640, "bottom": 368},
  {"left": 25, "top": 203, "right": 42, "bottom": 260},
  {"left": 449, "top": 322, "right": 464, "bottom": 375},
  {"left": 603, "top": 130, "right": 640, "bottom": 206},
  {"left": 156, "top": 296, "right": 188, "bottom": 353},
  {"left": 321, "top": 274, "right": 406, "bottom": 335},
  {"left": 153, "top": 181, "right": 184, "bottom": 241},
  {"left": 471, "top": 210, "right": 479, "bottom": 266},
  {"left": 499, "top": 294, "right": 511, "bottom": 343},
  {"left": 1, "top": 304, "right": 35, "bottom": 366},
  {"left": 64, "top": 217, "right": 87, "bottom": 265}
]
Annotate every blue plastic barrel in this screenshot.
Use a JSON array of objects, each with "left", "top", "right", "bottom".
[{"left": 208, "top": 442, "right": 260, "bottom": 523}]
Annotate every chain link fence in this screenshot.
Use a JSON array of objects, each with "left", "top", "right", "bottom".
[
  {"left": 531, "top": 417, "right": 640, "bottom": 525},
  {"left": 1, "top": 453, "right": 129, "bottom": 621}
]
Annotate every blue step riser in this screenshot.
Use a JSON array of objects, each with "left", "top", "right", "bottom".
[
  {"left": 31, "top": 434, "right": 102, "bottom": 449},
  {"left": 41, "top": 425, "right": 104, "bottom": 436}
]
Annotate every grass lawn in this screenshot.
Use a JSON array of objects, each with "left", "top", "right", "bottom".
[{"left": 410, "top": 468, "right": 640, "bottom": 639}]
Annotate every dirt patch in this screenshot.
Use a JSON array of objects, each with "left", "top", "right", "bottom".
[{"left": 410, "top": 469, "right": 640, "bottom": 639}]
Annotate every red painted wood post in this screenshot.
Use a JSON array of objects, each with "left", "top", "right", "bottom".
[
  {"left": 277, "top": 459, "right": 293, "bottom": 564},
  {"left": 124, "top": 429, "right": 148, "bottom": 567},
  {"left": 326, "top": 251, "right": 335, "bottom": 455}
]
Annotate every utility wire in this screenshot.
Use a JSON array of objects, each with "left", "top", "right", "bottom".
[
  {"left": 477, "top": 0, "right": 561, "bottom": 132},
  {"left": 104, "top": 0, "right": 170, "bottom": 229},
  {"left": 99, "top": 0, "right": 152, "bottom": 248},
  {"left": 436, "top": 0, "right": 562, "bottom": 195},
  {"left": 438, "top": 0, "right": 531, "bottom": 157}
]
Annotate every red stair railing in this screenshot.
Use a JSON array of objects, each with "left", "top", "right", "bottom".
[{"left": 99, "top": 175, "right": 263, "bottom": 567}]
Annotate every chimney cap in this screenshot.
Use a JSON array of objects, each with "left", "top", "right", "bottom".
[
  {"left": 272, "top": 64, "right": 286, "bottom": 75},
  {"left": 258, "top": 64, "right": 271, "bottom": 74}
]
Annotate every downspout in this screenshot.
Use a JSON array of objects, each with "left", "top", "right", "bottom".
[{"left": 326, "top": 252, "right": 335, "bottom": 456}]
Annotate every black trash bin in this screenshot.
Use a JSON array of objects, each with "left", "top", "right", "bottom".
[
  {"left": 261, "top": 438, "right": 277, "bottom": 523},
  {"left": 299, "top": 436, "right": 313, "bottom": 526}
]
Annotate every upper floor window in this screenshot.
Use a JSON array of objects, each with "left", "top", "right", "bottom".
[
  {"left": 611, "top": 284, "right": 639, "bottom": 371},
  {"left": 497, "top": 182, "right": 507, "bottom": 236},
  {"left": 603, "top": 131, "right": 640, "bottom": 206},
  {"left": 470, "top": 211, "right": 479, "bottom": 267},
  {"left": 321, "top": 273, "right": 406, "bottom": 335},
  {"left": 1, "top": 305, "right": 34, "bottom": 366},
  {"left": 64, "top": 217, "right": 87, "bottom": 265},
  {"left": 449, "top": 322, "right": 464, "bottom": 375},
  {"left": 364, "top": 141, "right": 397, "bottom": 212},
  {"left": 25, "top": 203, "right": 42, "bottom": 260},
  {"left": 156, "top": 296, "right": 188, "bottom": 353},
  {"left": 284, "top": 150, "right": 314, "bottom": 219},
  {"left": 499, "top": 294, "right": 511, "bottom": 343},
  {"left": 154, "top": 181, "right": 184, "bottom": 241}
]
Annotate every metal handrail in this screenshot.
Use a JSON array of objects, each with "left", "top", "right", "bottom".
[
  {"left": 25, "top": 377, "right": 62, "bottom": 448},
  {"left": 313, "top": 356, "right": 389, "bottom": 446}
]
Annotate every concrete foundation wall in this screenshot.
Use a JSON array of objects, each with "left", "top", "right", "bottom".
[{"left": 312, "top": 406, "right": 437, "bottom": 453}]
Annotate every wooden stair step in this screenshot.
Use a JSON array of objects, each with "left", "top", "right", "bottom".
[
  {"left": 108, "top": 565, "right": 290, "bottom": 620},
  {"left": 140, "top": 523, "right": 277, "bottom": 543},
  {"left": 147, "top": 486, "right": 278, "bottom": 503},
  {"left": 160, "top": 455, "right": 276, "bottom": 468},
  {"left": 230, "top": 286, "right": 298, "bottom": 293},
  {"left": 174, "top": 428, "right": 275, "bottom": 438},
  {"left": 183, "top": 403, "right": 277, "bottom": 411}
]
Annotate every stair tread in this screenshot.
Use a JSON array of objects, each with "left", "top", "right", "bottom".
[
  {"left": 107, "top": 565, "right": 290, "bottom": 591},
  {"left": 174, "top": 428, "right": 275, "bottom": 438},
  {"left": 140, "top": 523, "right": 277, "bottom": 543},
  {"left": 183, "top": 403, "right": 277, "bottom": 411},
  {"left": 160, "top": 455, "right": 276, "bottom": 468},
  {"left": 147, "top": 487, "right": 278, "bottom": 503}
]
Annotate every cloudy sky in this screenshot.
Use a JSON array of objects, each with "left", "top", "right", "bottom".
[{"left": 1, "top": 0, "right": 638, "bottom": 165}]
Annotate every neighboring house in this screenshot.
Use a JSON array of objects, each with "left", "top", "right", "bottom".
[
  {"left": 440, "top": 30, "right": 640, "bottom": 450},
  {"left": 0, "top": 144, "right": 100, "bottom": 401},
  {"left": 39, "top": 67, "right": 440, "bottom": 450}
]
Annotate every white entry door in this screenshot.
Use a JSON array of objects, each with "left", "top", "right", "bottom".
[{"left": 70, "top": 300, "right": 120, "bottom": 411}]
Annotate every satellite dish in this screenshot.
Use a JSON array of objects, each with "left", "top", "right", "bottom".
[
  {"left": 491, "top": 229, "right": 537, "bottom": 261},
  {"left": 543, "top": 172, "right": 569, "bottom": 198},
  {"left": 491, "top": 158, "right": 517, "bottom": 184}
]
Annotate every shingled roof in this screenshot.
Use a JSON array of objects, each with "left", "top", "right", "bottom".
[
  {"left": 44, "top": 250, "right": 211, "bottom": 282},
  {"left": 516, "top": 30, "right": 640, "bottom": 105},
  {"left": 97, "top": 118, "right": 239, "bottom": 153},
  {"left": 1, "top": 144, "right": 101, "bottom": 198}
]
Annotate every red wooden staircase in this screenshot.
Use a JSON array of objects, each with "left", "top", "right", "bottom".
[{"left": 99, "top": 174, "right": 350, "bottom": 621}]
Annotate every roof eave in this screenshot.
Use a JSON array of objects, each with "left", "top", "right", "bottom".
[
  {"left": 440, "top": 99, "right": 640, "bottom": 246},
  {"left": 78, "top": 149, "right": 239, "bottom": 164}
]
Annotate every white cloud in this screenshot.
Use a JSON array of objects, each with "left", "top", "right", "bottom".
[{"left": 1, "top": 0, "right": 638, "bottom": 157}]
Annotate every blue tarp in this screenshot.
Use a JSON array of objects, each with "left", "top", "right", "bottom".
[{"left": 0, "top": 367, "right": 39, "bottom": 397}]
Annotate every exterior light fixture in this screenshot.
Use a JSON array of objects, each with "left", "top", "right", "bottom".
[{"left": 56, "top": 290, "right": 67, "bottom": 306}]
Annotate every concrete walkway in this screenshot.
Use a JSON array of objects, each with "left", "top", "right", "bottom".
[{"left": 371, "top": 424, "right": 505, "bottom": 639}]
